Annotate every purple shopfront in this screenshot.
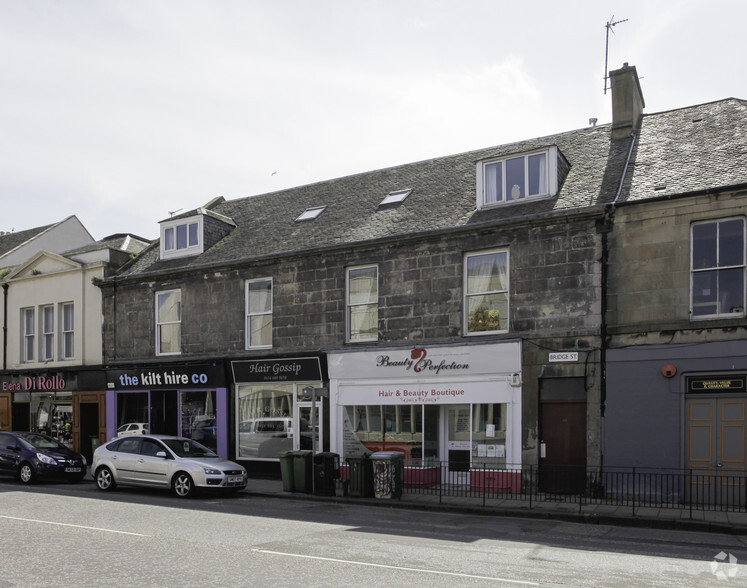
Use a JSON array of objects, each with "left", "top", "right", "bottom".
[{"left": 105, "top": 363, "right": 229, "bottom": 458}]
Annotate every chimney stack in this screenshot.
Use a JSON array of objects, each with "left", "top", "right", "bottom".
[{"left": 609, "top": 63, "right": 645, "bottom": 139}]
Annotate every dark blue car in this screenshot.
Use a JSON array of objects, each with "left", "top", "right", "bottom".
[{"left": 0, "top": 431, "right": 87, "bottom": 484}]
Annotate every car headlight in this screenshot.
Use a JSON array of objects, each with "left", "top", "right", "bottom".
[
  {"left": 202, "top": 466, "right": 222, "bottom": 475},
  {"left": 37, "top": 453, "right": 58, "bottom": 465},
  {"left": 82, "top": 456, "right": 87, "bottom": 465}
]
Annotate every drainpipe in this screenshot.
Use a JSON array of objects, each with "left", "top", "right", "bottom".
[
  {"left": 600, "top": 132, "right": 637, "bottom": 419},
  {"left": 2, "top": 282, "right": 7, "bottom": 370}
]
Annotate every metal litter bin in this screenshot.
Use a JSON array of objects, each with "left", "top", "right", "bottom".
[
  {"left": 347, "top": 455, "right": 373, "bottom": 497},
  {"left": 291, "top": 450, "right": 313, "bottom": 493},
  {"left": 313, "top": 452, "right": 340, "bottom": 496},
  {"left": 370, "top": 451, "right": 405, "bottom": 499},
  {"left": 278, "top": 451, "right": 295, "bottom": 492}
]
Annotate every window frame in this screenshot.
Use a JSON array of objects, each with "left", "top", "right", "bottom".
[
  {"left": 22, "top": 307, "right": 35, "bottom": 363},
  {"left": 463, "top": 248, "right": 510, "bottom": 336},
  {"left": 160, "top": 216, "right": 204, "bottom": 259},
  {"left": 690, "top": 217, "right": 746, "bottom": 320},
  {"left": 295, "top": 206, "right": 326, "bottom": 222},
  {"left": 41, "top": 305, "right": 54, "bottom": 362},
  {"left": 245, "top": 277, "right": 273, "bottom": 349},
  {"left": 476, "top": 146, "right": 557, "bottom": 209},
  {"left": 60, "top": 302, "right": 75, "bottom": 360},
  {"left": 156, "top": 289, "right": 182, "bottom": 356},
  {"left": 346, "top": 264, "right": 379, "bottom": 343}
]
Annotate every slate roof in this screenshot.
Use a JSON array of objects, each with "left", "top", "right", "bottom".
[
  {"left": 63, "top": 234, "right": 151, "bottom": 257},
  {"left": 116, "top": 98, "right": 747, "bottom": 279},
  {"left": 620, "top": 98, "right": 747, "bottom": 203},
  {"left": 0, "top": 224, "right": 54, "bottom": 257}
]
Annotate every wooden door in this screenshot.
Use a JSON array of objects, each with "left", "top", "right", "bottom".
[
  {"left": 686, "top": 396, "right": 746, "bottom": 506},
  {"left": 539, "top": 400, "right": 587, "bottom": 493},
  {"left": 0, "top": 393, "right": 10, "bottom": 431}
]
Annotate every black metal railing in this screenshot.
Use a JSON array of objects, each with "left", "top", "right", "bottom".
[{"left": 339, "top": 459, "right": 747, "bottom": 515}]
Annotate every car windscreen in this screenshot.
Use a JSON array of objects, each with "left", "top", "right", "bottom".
[
  {"left": 161, "top": 438, "right": 217, "bottom": 458},
  {"left": 16, "top": 433, "right": 66, "bottom": 450}
]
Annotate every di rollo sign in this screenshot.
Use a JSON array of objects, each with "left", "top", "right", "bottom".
[{"left": 2, "top": 375, "right": 67, "bottom": 392}]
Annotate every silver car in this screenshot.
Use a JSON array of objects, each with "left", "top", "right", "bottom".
[{"left": 92, "top": 434, "right": 246, "bottom": 498}]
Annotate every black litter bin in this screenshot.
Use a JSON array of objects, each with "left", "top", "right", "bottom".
[
  {"left": 278, "top": 451, "right": 295, "bottom": 492},
  {"left": 291, "top": 450, "right": 313, "bottom": 493},
  {"left": 347, "top": 455, "right": 373, "bottom": 497},
  {"left": 313, "top": 452, "right": 340, "bottom": 496}
]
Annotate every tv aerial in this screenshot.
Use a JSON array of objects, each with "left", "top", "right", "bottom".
[{"left": 604, "top": 16, "right": 628, "bottom": 94}]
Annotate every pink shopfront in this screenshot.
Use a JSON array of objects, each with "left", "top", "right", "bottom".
[{"left": 327, "top": 341, "right": 522, "bottom": 487}]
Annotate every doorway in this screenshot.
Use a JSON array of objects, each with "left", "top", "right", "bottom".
[
  {"left": 686, "top": 395, "right": 746, "bottom": 507},
  {"left": 441, "top": 404, "right": 471, "bottom": 485},
  {"left": 295, "top": 401, "right": 322, "bottom": 452},
  {"left": 538, "top": 377, "right": 587, "bottom": 494},
  {"left": 79, "top": 403, "right": 100, "bottom": 462},
  {"left": 150, "top": 390, "right": 178, "bottom": 436}
]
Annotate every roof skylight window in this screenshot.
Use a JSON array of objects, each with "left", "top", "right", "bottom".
[
  {"left": 295, "top": 206, "right": 327, "bottom": 222},
  {"left": 379, "top": 189, "right": 412, "bottom": 207}
]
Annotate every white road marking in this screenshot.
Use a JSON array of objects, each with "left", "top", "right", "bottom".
[
  {"left": 252, "top": 548, "right": 539, "bottom": 585},
  {"left": 0, "top": 515, "right": 148, "bottom": 536}
]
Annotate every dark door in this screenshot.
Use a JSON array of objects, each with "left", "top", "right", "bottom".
[
  {"left": 538, "top": 377, "right": 587, "bottom": 493},
  {"left": 12, "top": 402, "right": 29, "bottom": 432},
  {"left": 150, "top": 390, "right": 178, "bottom": 436},
  {"left": 79, "top": 403, "right": 100, "bottom": 462}
]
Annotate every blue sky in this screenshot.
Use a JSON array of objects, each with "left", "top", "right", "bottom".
[{"left": 2, "top": 0, "right": 745, "bottom": 240}]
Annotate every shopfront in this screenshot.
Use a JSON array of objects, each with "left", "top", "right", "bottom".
[
  {"left": 232, "top": 356, "right": 325, "bottom": 462},
  {"left": 328, "top": 342, "right": 522, "bottom": 481},
  {"left": 0, "top": 369, "right": 107, "bottom": 460},
  {"left": 105, "top": 363, "right": 228, "bottom": 458}
]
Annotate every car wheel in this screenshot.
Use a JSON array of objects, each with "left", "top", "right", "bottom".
[
  {"left": 18, "top": 462, "right": 36, "bottom": 484},
  {"left": 172, "top": 472, "right": 194, "bottom": 498},
  {"left": 95, "top": 466, "right": 117, "bottom": 491}
]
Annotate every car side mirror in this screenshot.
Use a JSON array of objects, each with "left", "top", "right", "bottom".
[{"left": 156, "top": 451, "right": 168, "bottom": 458}]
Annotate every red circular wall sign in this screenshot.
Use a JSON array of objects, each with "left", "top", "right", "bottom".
[{"left": 662, "top": 364, "right": 677, "bottom": 378}]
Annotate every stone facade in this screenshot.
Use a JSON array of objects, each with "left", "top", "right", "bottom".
[
  {"left": 607, "top": 189, "right": 747, "bottom": 345},
  {"left": 101, "top": 207, "right": 605, "bottom": 467}
]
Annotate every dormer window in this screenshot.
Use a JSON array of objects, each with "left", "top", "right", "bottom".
[
  {"left": 476, "top": 146, "right": 559, "bottom": 209},
  {"left": 160, "top": 216, "right": 204, "bottom": 259}
]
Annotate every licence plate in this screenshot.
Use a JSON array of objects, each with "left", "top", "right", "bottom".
[
  {"left": 65, "top": 467, "right": 81, "bottom": 473},
  {"left": 228, "top": 476, "right": 243, "bottom": 484}
]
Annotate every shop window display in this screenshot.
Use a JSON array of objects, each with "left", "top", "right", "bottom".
[
  {"left": 116, "top": 392, "right": 149, "bottom": 432},
  {"left": 181, "top": 390, "right": 217, "bottom": 451},
  {"left": 343, "top": 405, "right": 426, "bottom": 460},
  {"left": 237, "top": 384, "right": 294, "bottom": 458},
  {"left": 115, "top": 390, "right": 217, "bottom": 448},
  {"left": 471, "top": 403, "right": 507, "bottom": 468},
  {"left": 342, "top": 403, "right": 507, "bottom": 468},
  {"left": 28, "top": 391, "right": 73, "bottom": 446}
]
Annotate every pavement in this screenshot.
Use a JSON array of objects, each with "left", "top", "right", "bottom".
[{"left": 245, "top": 476, "right": 747, "bottom": 535}]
